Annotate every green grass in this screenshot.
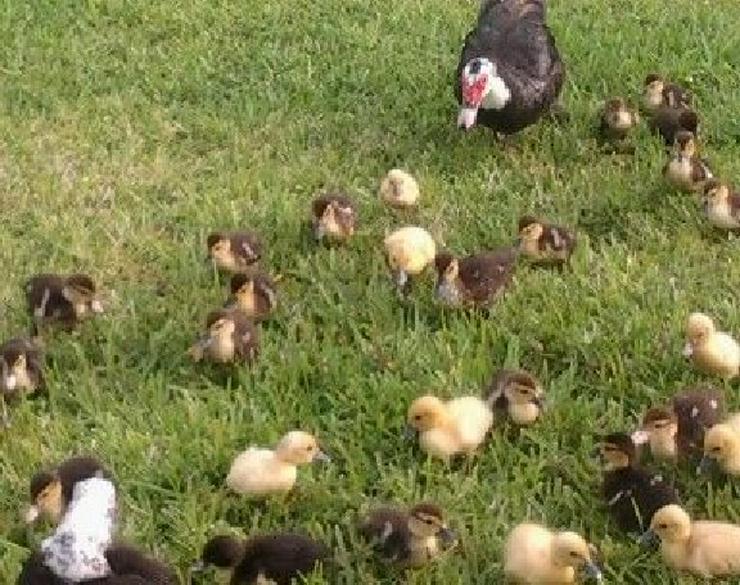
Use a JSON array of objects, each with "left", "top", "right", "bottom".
[{"left": 1, "top": 0, "right": 740, "bottom": 582}]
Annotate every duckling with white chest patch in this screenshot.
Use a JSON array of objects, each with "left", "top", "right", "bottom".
[
  {"left": 517, "top": 216, "right": 576, "bottom": 266},
  {"left": 379, "top": 169, "right": 419, "bottom": 209},
  {"left": 484, "top": 368, "right": 544, "bottom": 426},
  {"left": 207, "top": 231, "right": 262, "bottom": 273},
  {"left": 26, "top": 273, "right": 104, "bottom": 333},
  {"left": 226, "top": 430, "right": 330, "bottom": 497},
  {"left": 0, "top": 336, "right": 44, "bottom": 425},
  {"left": 360, "top": 503, "right": 457, "bottom": 568},
  {"left": 311, "top": 192, "right": 357, "bottom": 243},
  {"left": 406, "top": 394, "right": 493, "bottom": 461},
  {"left": 683, "top": 312, "right": 739, "bottom": 379},
  {"left": 702, "top": 179, "right": 740, "bottom": 230},
  {"left": 504, "top": 523, "right": 602, "bottom": 584},
  {"left": 383, "top": 226, "right": 436, "bottom": 294},
  {"left": 226, "top": 272, "right": 278, "bottom": 321},
  {"left": 662, "top": 131, "right": 713, "bottom": 192},
  {"left": 188, "top": 309, "right": 259, "bottom": 365}
]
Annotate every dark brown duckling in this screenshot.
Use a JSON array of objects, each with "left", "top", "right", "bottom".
[
  {"left": 702, "top": 179, "right": 740, "bottom": 230},
  {"left": 434, "top": 247, "right": 517, "bottom": 308},
  {"left": 207, "top": 231, "right": 262, "bottom": 273},
  {"left": 26, "top": 273, "right": 104, "bottom": 333},
  {"left": 0, "top": 337, "right": 44, "bottom": 425},
  {"left": 226, "top": 272, "right": 278, "bottom": 321},
  {"left": 517, "top": 216, "right": 576, "bottom": 265},
  {"left": 599, "top": 432, "right": 679, "bottom": 534},
  {"left": 599, "top": 97, "right": 640, "bottom": 141},
  {"left": 649, "top": 106, "right": 699, "bottom": 147},
  {"left": 25, "top": 456, "right": 110, "bottom": 525},
  {"left": 484, "top": 368, "right": 544, "bottom": 426},
  {"left": 194, "top": 533, "right": 329, "bottom": 584},
  {"left": 662, "top": 131, "right": 713, "bottom": 192},
  {"left": 643, "top": 73, "right": 692, "bottom": 113},
  {"left": 188, "top": 309, "right": 259, "bottom": 365},
  {"left": 311, "top": 192, "right": 357, "bottom": 243},
  {"left": 360, "top": 503, "right": 457, "bottom": 568}
]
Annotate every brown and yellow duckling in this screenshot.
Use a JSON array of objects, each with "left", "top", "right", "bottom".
[
  {"left": 360, "top": 503, "right": 457, "bottom": 568},
  {"left": 26, "top": 273, "right": 104, "bottom": 333},
  {"left": 682, "top": 312, "right": 740, "bottom": 379},
  {"left": 311, "top": 192, "right": 357, "bottom": 243},
  {"left": 700, "top": 413, "right": 740, "bottom": 476},
  {"left": 517, "top": 216, "right": 576, "bottom": 266},
  {"left": 194, "top": 532, "right": 329, "bottom": 584},
  {"left": 379, "top": 169, "right": 420, "bottom": 209},
  {"left": 599, "top": 97, "right": 640, "bottom": 141},
  {"left": 484, "top": 368, "right": 544, "bottom": 426},
  {"left": 383, "top": 226, "right": 436, "bottom": 294},
  {"left": 702, "top": 179, "right": 740, "bottom": 230},
  {"left": 0, "top": 337, "right": 44, "bottom": 426},
  {"left": 434, "top": 247, "right": 517, "bottom": 309},
  {"left": 643, "top": 73, "right": 692, "bottom": 113},
  {"left": 188, "top": 309, "right": 259, "bottom": 365},
  {"left": 207, "top": 231, "right": 262, "bottom": 273},
  {"left": 226, "top": 272, "right": 278, "bottom": 321},
  {"left": 662, "top": 131, "right": 713, "bottom": 192}
]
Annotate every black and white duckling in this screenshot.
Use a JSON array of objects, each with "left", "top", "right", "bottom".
[
  {"left": 194, "top": 533, "right": 329, "bottom": 584},
  {"left": 702, "top": 179, "right": 740, "bottom": 230},
  {"left": 226, "top": 430, "right": 330, "bottom": 497},
  {"left": 26, "top": 455, "right": 110, "bottom": 525},
  {"left": 406, "top": 394, "right": 493, "bottom": 461},
  {"left": 383, "top": 226, "right": 436, "bottom": 294},
  {"left": 26, "top": 273, "right": 104, "bottom": 333},
  {"left": 207, "top": 231, "right": 262, "bottom": 273},
  {"left": 517, "top": 216, "right": 576, "bottom": 265},
  {"left": 311, "top": 192, "right": 357, "bottom": 243},
  {"left": 226, "top": 272, "right": 278, "bottom": 321},
  {"left": 598, "top": 97, "right": 640, "bottom": 141},
  {"left": 682, "top": 312, "right": 740, "bottom": 380},
  {"left": 662, "top": 131, "right": 713, "bottom": 192},
  {"left": 188, "top": 309, "right": 259, "bottom": 365},
  {"left": 455, "top": 0, "right": 564, "bottom": 134},
  {"left": 643, "top": 73, "right": 692, "bottom": 113},
  {"left": 649, "top": 105, "right": 699, "bottom": 147},
  {"left": 433, "top": 247, "right": 517, "bottom": 309},
  {"left": 360, "top": 503, "right": 457, "bottom": 568},
  {"left": 700, "top": 413, "right": 740, "bottom": 476},
  {"left": 504, "top": 523, "right": 602, "bottom": 584},
  {"left": 484, "top": 368, "right": 544, "bottom": 425},
  {"left": 599, "top": 433, "right": 679, "bottom": 534},
  {"left": 379, "top": 169, "right": 420, "bottom": 209},
  {"left": 640, "top": 504, "right": 740, "bottom": 578},
  {"left": 0, "top": 336, "right": 44, "bottom": 425}
]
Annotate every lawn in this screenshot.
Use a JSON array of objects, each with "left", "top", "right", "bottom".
[{"left": 1, "top": 0, "right": 740, "bottom": 583}]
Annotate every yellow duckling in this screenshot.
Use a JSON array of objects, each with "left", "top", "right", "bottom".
[
  {"left": 383, "top": 226, "right": 436, "bottom": 294},
  {"left": 226, "top": 431, "right": 330, "bottom": 497},
  {"left": 640, "top": 504, "right": 740, "bottom": 578},
  {"left": 379, "top": 169, "right": 420, "bottom": 209},
  {"left": 700, "top": 413, "right": 740, "bottom": 476},
  {"left": 683, "top": 312, "right": 740, "bottom": 380},
  {"left": 504, "top": 523, "right": 602, "bottom": 584},
  {"left": 406, "top": 395, "right": 493, "bottom": 461}
]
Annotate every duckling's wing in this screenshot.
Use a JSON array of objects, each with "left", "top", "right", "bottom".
[
  {"left": 673, "top": 389, "right": 725, "bottom": 453},
  {"left": 459, "top": 250, "right": 516, "bottom": 304},
  {"left": 360, "top": 509, "right": 410, "bottom": 561}
]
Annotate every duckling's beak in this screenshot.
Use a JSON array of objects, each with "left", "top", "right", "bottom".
[
  {"left": 393, "top": 269, "right": 408, "bottom": 290},
  {"left": 637, "top": 528, "right": 660, "bottom": 548},
  {"left": 313, "top": 450, "right": 331, "bottom": 464},
  {"left": 682, "top": 341, "right": 694, "bottom": 358},
  {"left": 90, "top": 299, "right": 104, "bottom": 314},
  {"left": 631, "top": 429, "right": 650, "bottom": 446},
  {"left": 24, "top": 505, "right": 40, "bottom": 524},
  {"left": 698, "top": 455, "right": 715, "bottom": 475},
  {"left": 4, "top": 374, "right": 17, "bottom": 391},
  {"left": 439, "top": 526, "right": 457, "bottom": 546},
  {"left": 403, "top": 425, "right": 417, "bottom": 440},
  {"left": 532, "top": 395, "right": 545, "bottom": 409},
  {"left": 582, "top": 561, "right": 603, "bottom": 582}
]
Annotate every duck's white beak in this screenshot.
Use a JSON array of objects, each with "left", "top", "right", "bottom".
[
  {"left": 90, "top": 299, "right": 104, "bottom": 314},
  {"left": 25, "top": 505, "right": 39, "bottom": 524},
  {"left": 682, "top": 342, "right": 694, "bottom": 358},
  {"left": 457, "top": 107, "right": 479, "bottom": 130}
]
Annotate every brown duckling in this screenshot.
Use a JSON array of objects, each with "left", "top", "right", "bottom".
[
  {"left": 379, "top": 169, "right": 420, "bottom": 209},
  {"left": 26, "top": 273, "right": 104, "bottom": 333},
  {"left": 360, "top": 503, "right": 457, "bottom": 568},
  {"left": 194, "top": 533, "right": 329, "bottom": 584},
  {"left": 599, "top": 432, "right": 679, "bottom": 534},
  {"left": 188, "top": 309, "right": 259, "bottom": 365},
  {"left": 207, "top": 231, "right": 262, "bottom": 273},
  {"left": 0, "top": 336, "right": 44, "bottom": 425},
  {"left": 484, "top": 368, "right": 544, "bottom": 425},
  {"left": 662, "top": 131, "right": 713, "bottom": 192},
  {"left": 517, "top": 216, "right": 576, "bottom": 265},
  {"left": 683, "top": 312, "right": 740, "bottom": 380},
  {"left": 599, "top": 97, "right": 640, "bottom": 141},
  {"left": 226, "top": 272, "right": 278, "bottom": 321},
  {"left": 25, "top": 455, "right": 110, "bottom": 525},
  {"left": 434, "top": 247, "right": 517, "bottom": 308},
  {"left": 383, "top": 226, "right": 436, "bottom": 294},
  {"left": 311, "top": 192, "right": 357, "bottom": 243},
  {"left": 649, "top": 105, "right": 699, "bottom": 147},
  {"left": 702, "top": 179, "right": 740, "bottom": 230},
  {"left": 643, "top": 73, "right": 692, "bottom": 113}
]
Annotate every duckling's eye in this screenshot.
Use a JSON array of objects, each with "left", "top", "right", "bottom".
[
  {"left": 569, "top": 551, "right": 580, "bottom": 559},
  {"left": 658, "top": 523, "right": 668, "bottom": 530},
  {"left": 414, "top": 415, "right": 422, "bottom": 421},
  {"left": 425, "top": 518, "right": 435, "bottom": 526},
  {"left": 305, "top": 445, "right": 314, "bottom": 452},
  {"left": 712, "top": 446, "right": 722, "bottom": 453}
]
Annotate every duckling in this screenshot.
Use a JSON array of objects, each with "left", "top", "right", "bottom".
[
  {"left": 599, "top": 432, "right": 679, "bottom": 534},
  {"left": 683, "top": 312, "right": 740, "bottom": 379},
  {"left": 700, "top": 413, "right": 740, "bottom": 476},
  {"left": 406, "top": 395, "right": 493, "bottom": 461},
  {"left": 188, "top": 309, "right": 259, "bottom": 365},
  {"left": 649, "top": 105, "right": 699, "bottom": 147},
  {"left": 702, "top": 179, "right": 740, "bottom": 230},
  {"left": 662, "top": 131, "right": 713, "bottom": 192},
  {"left": 383, "top": 226, "right": 436, "bottom": 294},
  {"left": 434, "top": 247, "right": 517, "bottom": 309},
  {"left": 379, "top": 169, "right": 420, "bottom": 209},
  {"left": 504, "top": 523, "right": 602, "bottom": 584},
  {"left": 598, "top": 97, "right": 640, "bottom": 141},
  {"left": 26, "top": 273, "right": 104, "bottom": 333},
  {"left": 517, "top": 216, "right": 576, "bottom": 266},
  {"left": 226, "top": 272, "right": 278, "bottom": 321},
  {"left": 360, "top": 503, "right": 457, "bottom": 568},
  {"left": 226, "top": 430, "right": 330, "bottom": 497},
  {"left": 640, "top": 504, "right": 740, "bottom": 578},
  {"left": 26, "top": 455, "right": 110, "bottom": 525},
  {"left": 207, "top": 231, "right": 262, "bottom": 273},
  {"left": 643, "top": 73, "right": 692, "bottom": 113},
  {"left": 194, "top": 533, "right": 329, "bottom": 584},
  {"left": 311, "top": 193, "right": 357, "bottom": 243},
  {"left": 484, "top": 368, "right": 544, "bottom": 426},
  {"left": 0, "top": 336, "right": 44, "bottom": 425}
]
